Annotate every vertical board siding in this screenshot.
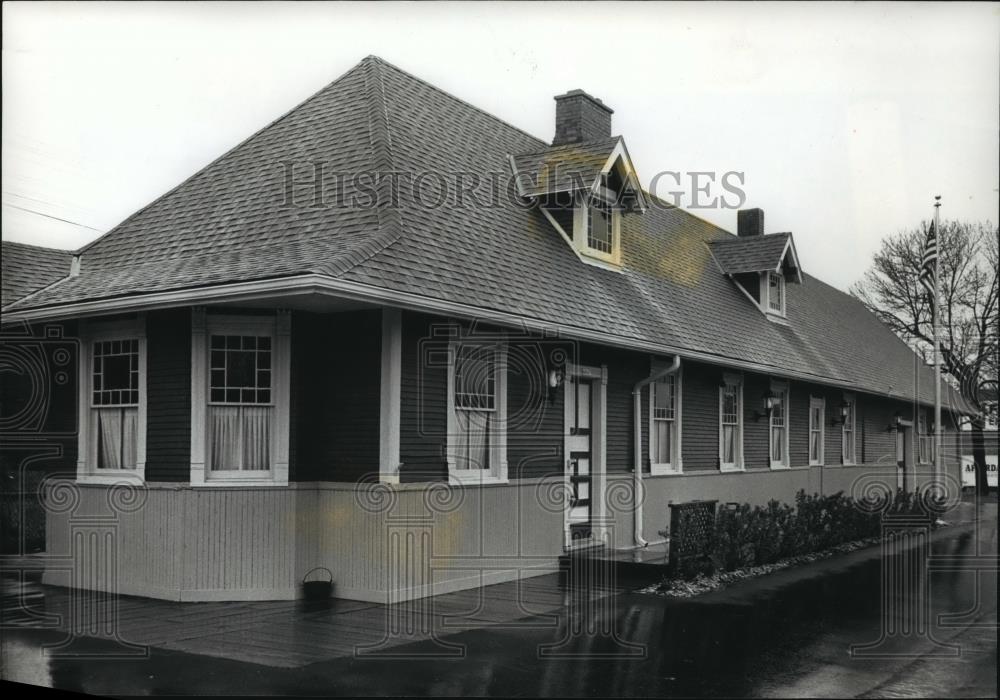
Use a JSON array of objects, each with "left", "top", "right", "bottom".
[
  {"left": 145, "top": 309, "right": 192, "bottom": 482},
  {"left": 292, "top": 310, "right": 381, "bottom": 482}
]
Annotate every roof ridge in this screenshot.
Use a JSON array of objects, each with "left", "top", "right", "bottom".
[
  {"left": 73, "top": 57, "right": 379, "bottom": 261},
  {"left": 367, "top": 55, "right": 548, "bottom": 149},
  {"left": 317, "top": 55, "right": 408, "bottom": 278}
]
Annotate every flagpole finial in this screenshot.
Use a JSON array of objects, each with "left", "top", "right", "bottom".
[{"left": 934, "top": 195, "right": 942, "bottom": 207}]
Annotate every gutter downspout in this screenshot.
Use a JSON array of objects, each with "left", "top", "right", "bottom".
[{"left": 632, "top": 355, "right": 681, "bottom": 547}]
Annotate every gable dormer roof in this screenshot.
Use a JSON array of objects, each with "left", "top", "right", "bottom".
[
  {"left": 510, "top": 136, "right": 647, "bottom": 211},
  {"left": 709, "top": 231, "right": 803, "bottom": 282}
]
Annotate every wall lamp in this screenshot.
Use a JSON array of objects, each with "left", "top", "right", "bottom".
[
  {"left": 753, "top": 389, "right": 779, "bottom": 422},
  {"left": 830, "top": 400, "right": 851, "bottom": 426},
  {"left": 547, "top": 367, "right": 565, "bottom": 404},
  {"left": 885, "top": 411, "right": 903, "bottom": 432}
]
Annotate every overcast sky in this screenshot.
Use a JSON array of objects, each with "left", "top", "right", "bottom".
[{"left": 3, "top": 2, "right": 997, "bottom": 291}]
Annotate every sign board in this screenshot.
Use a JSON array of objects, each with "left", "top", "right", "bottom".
[{"left": 961, "top": 454, "right": 999, "bottom": 488}]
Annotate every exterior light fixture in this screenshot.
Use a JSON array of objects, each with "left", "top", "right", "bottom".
[
  {"left": 831, "top": 400, "right": 850, "bottom": 426},
  {"left": 754, "top": 389, "right": 776, "bottom": 422},
  {"left": 547, "top": 367, "right": 565, "bottom": 404}
]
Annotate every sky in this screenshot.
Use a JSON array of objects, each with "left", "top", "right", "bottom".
[{"left": 2, "top": 1, "right": 998, "bottom": 292}]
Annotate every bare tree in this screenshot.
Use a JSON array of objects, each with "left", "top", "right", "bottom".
[{"left": 851, "top": 220, "right": 998, "bottom": 495}]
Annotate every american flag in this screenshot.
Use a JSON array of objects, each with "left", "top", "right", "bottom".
[{"left": 918, "top": 221, "right": 937, "bottom": 298}]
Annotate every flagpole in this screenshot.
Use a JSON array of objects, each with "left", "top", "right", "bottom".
[{"left": 933, "top": 196, "right": 942, "bottom": 484}]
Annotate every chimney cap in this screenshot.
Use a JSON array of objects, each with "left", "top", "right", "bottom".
[{"left": 553, "top": 89, "right": 614, "bottom": 114}]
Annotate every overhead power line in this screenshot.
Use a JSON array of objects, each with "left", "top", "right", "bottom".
[{"left": 2, "top": 202, "right": 104, "bottom": 232}]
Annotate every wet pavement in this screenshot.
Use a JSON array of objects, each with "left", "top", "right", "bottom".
[{"left": 1, "top": 508, "right": 996, "bottom": 697}]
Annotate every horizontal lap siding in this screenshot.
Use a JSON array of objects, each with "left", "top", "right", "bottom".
[
  {"left": 146, "top": 309, "right": 191, "bottom": 482},
  {"left": 742, "top": 372, "right": 770, "bottom": 469},
  {"left": 293, "top": 310, "right": 381, "bottom": 482},
  {"left": 399, "top": 312, "right": 449, "bottom": 482},
  {"left": 507, "top": 338, "right": 565, "bottom": 480},
  {"left": 580, "top": 343, "right": 650, "bottom": 474},
  {"left": 681, "top": 361, "right": 721, "bottom": 471}
]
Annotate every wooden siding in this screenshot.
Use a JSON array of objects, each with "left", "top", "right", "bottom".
[
  {"left": 292, "top": 310, "right": 381, "bottom": 482},
  {"left": 399, "top": 312, "right": 450, "bottom": 481},
  {"left": 146, "top": 309, "right": 192, "bottom": 482},
  {"left": 680, "top": 361, "right": 721, "bottom": 471}
]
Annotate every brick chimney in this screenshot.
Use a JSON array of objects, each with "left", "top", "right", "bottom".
[
  {"left": 552, "top": 90, "right": 613, "bottom": 145},
  {"left": 737, "top": 208, "right": 765, "bottom": 237}
]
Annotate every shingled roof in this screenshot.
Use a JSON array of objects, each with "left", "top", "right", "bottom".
[
  {"left": 1, "top": 241, "right": 73, "bottom": 307},
  {"left": 710, "top": 232, "right": 798, "bottom": 276},
  {"left": 0, "top": 56, "right": 967, "bottom": 411}
]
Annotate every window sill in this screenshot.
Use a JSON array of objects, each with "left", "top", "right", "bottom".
[
  {"left": 649, "top": 465, "right": 683, "bottom": 477},
  {"left": 448, "top": 472, "right": 509, "bottom": 487},
  {"left": 77, "top": 472, "right": 145, "bottom": 486},
  {"left": 769, "top": 463, "right": 791, "bottom": 470},
  {"left": 719, "top": 465, "right": 745, "bottom": 473}
]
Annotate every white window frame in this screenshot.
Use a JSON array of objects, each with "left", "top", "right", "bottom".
[
  {"left": 761, "top": 271, "right": 786, "bottom": 317},
  {"left": 718, "top": 372, "right": 744, "bottom": 471},
  {"left": 190, "top": 310, "right": 290, "bottom": 486},
  {"left": 769, "top": 380, "right": 790, "bottom": 469},
  {"left": 648, "top": 367, "right": 683, "bottom": 475},
  {"left": 445, "top": 338, "right": 508, "bottom": 485},
  {"left": 917, "top": 411, "right": 932, "bottom": 464},
  {"left": 76, "top": 317, "right": 147, "bottom": 484},
  {"left": 841, "top": 393, "right": 857, "bottom": 466},
  {"left": 573, "top": 194, "right": 621, "bottom": 266},
  {"left": 808, "top": 396, "right": 826, "bottom": 466}
]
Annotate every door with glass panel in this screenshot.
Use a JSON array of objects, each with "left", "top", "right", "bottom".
[{"left": 566, "top": 375, "right": 594, "bottom": 541}]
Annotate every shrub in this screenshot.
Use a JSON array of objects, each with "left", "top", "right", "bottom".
[{"left": 698, "top": 488, "right": 930, "bottom": 574}]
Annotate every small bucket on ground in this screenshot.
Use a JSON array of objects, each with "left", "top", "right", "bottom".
[{"left": 301, "top": 567, "right": 333, "bottom": 601}]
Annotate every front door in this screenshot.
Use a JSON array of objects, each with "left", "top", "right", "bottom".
[{"left": 566, "top": 375, "right": 594, "bottom": 541}]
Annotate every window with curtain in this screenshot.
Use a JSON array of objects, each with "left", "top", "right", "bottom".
[
  {"left": 651, "top": 374, "right": 678, "bottom": 468},
  {"left": 770, "top": 385, "right": 789, "bottom": 467},
  {"left": 720, "top": 377, "right": 742, "bottom": 469},
  {"left": 208, "top": 334, "right": 272, "bottom": 471},
  {"left": 92, "top": 339, "right": 139, "bottom": 470},
  {"left": 809, "top": 397, "right": 825, "bottom": 465},
  {"left": 842, "top": 397, "right": 856, "bottom": 464},
  {"left": 918, "top": 413, "right": 932, "bottom": 464},
  {"left": 453, "top": 344, "right": 497, "bottom": 472}
]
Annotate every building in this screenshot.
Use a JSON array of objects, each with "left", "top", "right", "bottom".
[{"left": 0, "top": 56, "right": 969, "bottom": 603}]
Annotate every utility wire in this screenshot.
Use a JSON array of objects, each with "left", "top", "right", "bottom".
[{"left": 2, "top": 202, "right": 104, "bottom": 232}]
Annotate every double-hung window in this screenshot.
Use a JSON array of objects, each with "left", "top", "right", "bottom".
[
  {"left": 917, "top": 412, "right": 932, "bottom": 464},
  {"left": 191, "top": 312, "right": 290, "bottom": 486},
  {"left": 719, "top": 374, "right": 743, "bottom": 470},
  {"left": 649, "top": 369, "right": 682, "bottom": 474},
  {"left": 78, "top": 320, "right": 147, "bottom": 482},
  {"left": 767, "top": 272, "right": 785, "bottom": 315},
  {"left": 769, "top": 381, "right": 790, "bottom": 468},
  {"left": 841, "top": 394, "right": 857, "bottom": 465},
  {"left": 587, "top": 203, "right": 614, "bottom": 255},
  {"left": 208, "top": 333, "right": 273, "bottom": 472},
  {"left": 447, "top": 340, "right": 507, "bottom": 484},
  {"left": 808, "top": 396, "right": 825, "bottom": 466}
]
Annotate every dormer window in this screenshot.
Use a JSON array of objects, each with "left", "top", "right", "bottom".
[
  {"left": 587, "top": 201, "right": 614, "bottom": 254},
  {"left": 766, "top": 271, "right": 785, "bottom": 316}
]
